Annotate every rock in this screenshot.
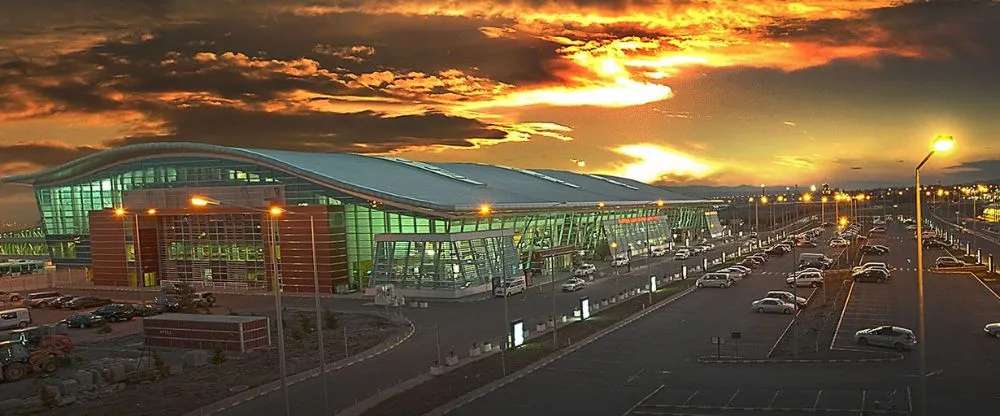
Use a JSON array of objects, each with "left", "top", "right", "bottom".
[
  {"left": 23, "top": 395, "right": 42, "bottom": 407},
  {"left": 45, "top": 385, "right": 62, "bottom": 400},
  {"left": 58, "top": 394, "right": 77, "bottom": 406},
  {"left": 58, "top": 379, "right": 80, "bottom": 395},
  {"left": 90, "top": 369, "right": 107, "bottom": 386},
  {"left": 107, "top": 364, "right": 127, "bottom": 382},
  {"left": 0, "top": 398, "right": 24, "bottom": 411},
  {"left": 74, "top": 371, "right": 95, "bottom": 391},
  {"left": 184, "top": 350, "right": 208, "bottom": 367}
]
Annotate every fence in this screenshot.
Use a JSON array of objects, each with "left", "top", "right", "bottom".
[{"left": 0, "top": 268, "right": 94, "bottom": 295}]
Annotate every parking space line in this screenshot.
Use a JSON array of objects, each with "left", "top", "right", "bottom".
[
  {"left": 830, "top": 280, "right": 857, "bottom": 350},
  {"left": 620, "top": 384, "right": 664, "bottom": 416},
  {"left": 907, "top": 386, "right": 913, "bottom": 413},
  {"left": 681, "top": 391, "right": 699, "bottom": 406},
  {"left": 767, "top": 390, "right": 781, "bottom": 408},
  {"left": 724, "top": 390, "right": 740, "bottom": 407},
  {"left": 626, "top": 368, "right": 645, "bottom": 384},
  {"left": 861, "top": 389, "right": 867, "bottom": 411},
  {"left": 967, "top": 271, "right": 1000, "bottom": 302},
  {"left": 812, "top": 390, "right": 822, "bottom": 410}
]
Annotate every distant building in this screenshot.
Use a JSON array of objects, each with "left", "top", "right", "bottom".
[
  {"left": 0, "top": 142, "right": 718, "bottom": 298},
  {"left": 983, "top": 203, "right": 1000, "bottom": 223}
]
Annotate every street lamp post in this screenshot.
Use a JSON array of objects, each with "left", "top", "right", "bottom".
[
  {"left": 915, "top": 135, "right": 956, "bottom": 416},
  {"left": 191, "top": 197, "right": 292, "bottom": 416},
  {"left": 479, "top": 204, "right": 509, "bottom": 375}
]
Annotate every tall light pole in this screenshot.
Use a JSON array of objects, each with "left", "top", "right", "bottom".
[
  {"left": 915, "top": 135, "right": 956, "bottom": 416},
  {"left": 479, "top": 204, "right": 509, "bottom": 374},
  {"left": 192, "top": 196, "right": 292, "bottom": 416},
  {"left": 821, "top": 196, "right": 828, "bottom": 225}
]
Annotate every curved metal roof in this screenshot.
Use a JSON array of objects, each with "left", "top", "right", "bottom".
[{"left": 0, "top": 142, "right": 711, "bottom": 213}]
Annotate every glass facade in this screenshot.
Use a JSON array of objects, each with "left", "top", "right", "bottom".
[
  {"left": 371, "top": 232, "right": 520, "bottom": 291},
  {"left": 15, "top": 155, "right": 712, "bottom": 292}
]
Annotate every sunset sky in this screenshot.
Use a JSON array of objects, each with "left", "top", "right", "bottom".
[{"left": 2, "top": 0, "right": 1000, "bottom": 221}]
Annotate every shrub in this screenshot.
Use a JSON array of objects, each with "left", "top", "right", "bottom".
[
  {"left": 296, "top": 311, "right": 314, "bottom": 334},
  {"left": 322, "top": 307, "right": 338, "bottom": 330},
  {"left": 211, "top": 346, "right": 227, "bottom": 365}
]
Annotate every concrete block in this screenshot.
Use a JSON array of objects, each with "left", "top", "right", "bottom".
[
  {"left": 168, "top": 364, "right": 183, "bottom": 375},
  {"left": 90, "top": 369, "right": 108, "bottom": 386},
  {"left": 429, "top": 365, "right": 445, "bottom": 376},
  {"left": 108, "top": 364, "right": 127, "bottom": 382},
  {"left": 59, "top": 395, "right": 77, "bottom": 406},
  {"left": 184, "top": 350, "right": 208, "bottom": 368},
  {"left": 75, "top": 371, "right": 95, "bottom": 391},
  {"left": 44, "top": 385, "right": 62, "bottom": 400},
  {"left": 445, "top": 355, "right": 459, "bottom": 366},
  {"left": 58, "top": 379, "right": 80, "bottom": 395}
]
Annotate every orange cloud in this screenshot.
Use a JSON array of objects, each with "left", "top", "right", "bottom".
[{"left": 597, "top": 143, "right": 717, "bottom": 183}]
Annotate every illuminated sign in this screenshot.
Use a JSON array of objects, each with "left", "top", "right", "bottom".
[
  {"left": 617, "top": 216, "right": 661, "bottom": 225},
  {"left": 579, "top": 297, "right": 591, "bottom": 320},
  {"left": 511, "top": 319, "right": 525, "bottom": 348},
  {"left": 650, "top": 276, "right": 657, "bottom": 292}
]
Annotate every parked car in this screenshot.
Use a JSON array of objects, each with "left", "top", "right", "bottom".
[
  {"left": 649, "top": 247, "right": 668, "bottom": 257},
  {"left": 152, "top": 296, "right": 180, "bottom": 312},
  {"left": 161, "top": 281, "right": 193, "bottom": 295},
  {"left": 766, "top": 290, "right": 807, "bottom": 307},
  {"left": 935, "top": 256, "right": 967, "bottom": 268},
  {"left": 829, "top": 238, "right": 850, "bottom": 248},
  {"left": 573, "top": 264, "right": 597, "bottom": 277},
  {"left": 860, "top": 245, "right": 889, "bottom": 255},
  {"left": 131, "top": 303, "right": 158, "bottom": 317},
  {"left": 41, "top": 295, "right": 76, "bottom": 308},
  {"left": 0, "top": 291, "right": 22, "bottom": 303},
  {"left": 789, "top": 268, "right": 824, "bottom": 278},
  {"left": 674, "top": 249, "right": 691, "bottom": 260},
  {"left": 786, "top": 272, "right": 824, "bottom": 288},
  {"left": 853, "top": 268, "right": 890, "bottom": 283},
  {"left": 854, "top": 326, "right": 917, "bottom": 351},
  {"left": 729, "top": 265, "right": 752, "bottom": 275},
  {"left": 985, "top": 322, "right": 1000, "bottom": 339},
  {"left": 696, "top": 273, "right": 733, "bottom": 289},
  {"left": 737, "top": 259, "right": 759, "bottom": 269},
  {"left": 561, "top": 278, "right": 586, "bottom": 292},
  {"left": 59, "top": 313, "right": 105, "bottom": 329},
  {"left": 92, "top": 304, "right": 136, "bottom": 322},
  {"left": 751, "top": 298, "right": 794, "bottom": 314},
  {"left": 718, "top": 268, "right": 747, "bottom": 280},
  {"left": 65, "top": 296, "right": 113, "bottom": 310},
  {"left": 871, "top": 226, "right": 887, "bottom": 233},
  {"left": 611, "top": 257, "right": 630, "bottom": 267},
  {"left": 796, "top": 240, "right": 818, "bottom": 248},
  {"left": 923, "top": 239, "right": 948, "bottom": 249}
]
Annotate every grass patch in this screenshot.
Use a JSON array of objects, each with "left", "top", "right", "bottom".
[{"left": 362, "top": 281, "right": 693, "bottom": 416}]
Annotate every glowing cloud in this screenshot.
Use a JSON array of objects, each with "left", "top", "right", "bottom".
[{"left": 603, "top": 143, "right": 716, "bottom": 183}]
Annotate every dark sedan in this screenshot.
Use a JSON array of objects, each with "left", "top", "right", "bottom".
[
  {"left": 60, "top": 313, "right": 105, "bottom": 328},
  {"left": 797, "top": 241, "right": 818, "bottom": 248},
  {"left": 923, "top": 239, "right": 948, "bottom": 249},
  {"left": 39, "top": 295, "right": 76, "bottom": 308},
  {"left": 853, "top": 268, "right": 890, "bottom": 283},
  {"left": 66, "top": 296, "right": 113, "bottom": 310},
  {"left": 92, "top": 304, "right": 136, "bottom": 322},
  {"left": 860, "top": 245, "right": 889, "bottom": 255}
]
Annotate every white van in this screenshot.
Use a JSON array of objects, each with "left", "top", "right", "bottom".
[
  {"left": 0, "top": 308, "right": 31, "bottom": 330},
  {"left": 494, "top": 277, "right": 527, "bottom": 297}
]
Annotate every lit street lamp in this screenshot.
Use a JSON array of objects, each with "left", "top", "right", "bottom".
[
  {"left": 915, "top": 134, "right": 955, "bottom": 416},
  {"left": 190, "top": 196, "right": 293, "bottom": 416}
]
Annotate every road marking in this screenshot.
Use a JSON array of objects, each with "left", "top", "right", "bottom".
[
  {"left": 966, "top": 270, "right": 1000, "bottom": 302},
  {"left": 724, "top": 390, "right": 740, "bottom": 407},
  {"left": 767, "top": 390, "right": 781, "bottom": 408},
  {"left": 681, "top": 391, "right": 699, "bottom": 406},
  {"left": 626, "top": 368, "right": 645, "bottom": 384},
  {"left": 829, "top": 279, "right": 857, "bottom": 350},
  {"left": 861, "top": 389, "right": 867, "bottom": 411},
  {"left": 620, "top": 384, "right": 664, "bottom": 416},
  {"left": 907, "top": 386, "right": 913, "bottom": 413},
  {"left": 812, "top": 390, "right": 823, "bottom": 410}
]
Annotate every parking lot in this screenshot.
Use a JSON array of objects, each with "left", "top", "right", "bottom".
[{"left": 625, "top": 384, "right": 911, "bottom": 415}]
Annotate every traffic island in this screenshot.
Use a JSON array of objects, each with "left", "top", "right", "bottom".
[{"left": 360, "top": 280, "right": 694, "bottom": 416}]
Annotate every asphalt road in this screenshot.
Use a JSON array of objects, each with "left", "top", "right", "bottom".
[
  {"left": 451, "top": 221, "right": 1000, "bottom": 416},
  {"left": 204, "top": 221, "right": 820, "bottom": 416}
]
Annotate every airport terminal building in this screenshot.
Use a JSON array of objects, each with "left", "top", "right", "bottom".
[{"left": 0, "top": 142, "right": 720, "bottom": 298}]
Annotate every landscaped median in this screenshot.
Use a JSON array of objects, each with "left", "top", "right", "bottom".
[{"left": 359, "top": 279, "right": 695, "bottom": 416}]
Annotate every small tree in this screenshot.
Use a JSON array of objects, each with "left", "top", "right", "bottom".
[
  {"left": 322, "top": 307, "right": 338, "bottom": 330},
  {"left": 96, "top": 320, "right": 113, "bottom": 335},
  {"left": 211, "top": 345, "right": 227, "bottom": 365},
  {"left": 37, "top": 381, "right": 58, "bottom": 409},
  {"left": 296, "top": 311, "right": 314, "bottom": 334},
  {"left": 176, "top": 282, "right": 199, "bottom": 313},
  {"left": 153, "top": 351, "right": 168, "bottom": 378}
]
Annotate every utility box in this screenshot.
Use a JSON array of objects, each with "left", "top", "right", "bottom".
[{"left": 143, "top": 313, "right": 270, "bottom": 352}]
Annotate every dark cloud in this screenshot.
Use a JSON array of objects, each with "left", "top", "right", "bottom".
[
  {"left": 761, "top": 1, "right": 1000, "bottom": 59},
  {"left": 943, "top": 159, "right": 1000, "bottom": 182},
  {"left": 0, "top": 142, "right": 101, "bottom": 174},
  {"left": 107, "top": 106, "right": 506, "bottom": 152}
]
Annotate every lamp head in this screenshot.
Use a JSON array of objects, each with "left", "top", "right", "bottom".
[
  {"left": 147, "top": 208, "right": 157, "bottom": 215},
  {"left": 191, "top": 196, "right": 219, "bottom": 207},
  {"left": 478, "top": 204, "right": 492, "bottom": 216},
  {"left": 931, "top": 135, "right": 955, "bottom": 152},
  {"left": 269, "top": 207, "right": 285, "bottom": 216},
  {"left": 114, "top": 208, "right": 126, "bottom": 216}
]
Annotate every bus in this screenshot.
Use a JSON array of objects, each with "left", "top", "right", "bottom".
[{"left": 0, "top": 260, "right": 46, "bottom": 277}]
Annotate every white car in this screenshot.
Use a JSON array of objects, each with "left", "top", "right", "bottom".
[
  {"left": 855, "top": 326, "right": 917, "bottom": 351},
  {"left": 906, "top": 224, "right": 917, "bottom": 230},
  {"left": 561, "top": 278, "right": 586, "bottom": 292},
  {"left": 573, "top": 264, "right": 597, "bottom": 277},
  {"left": 985, "top": 322, "right": 1000, "bottom": 339},
  {"left": 650, "top": 247, "right": 668, "bottom": 257},
  {"left": 766, "top": 290, "right": 808, "bottom": 307},
  {"left": 696, "top": 273, "right": 733, "bottom": 288},
  {"left": 789, "top": 268, "right": 824, "bottom": 278},
  {"left": 718, "top": 268, "right": 746, "bottom": 280},
  {"left": 611, "top": 257, "right": 630, "bottom": 267},
  {"left": 786, "top": 272, "right": 824, "bottom": 288},
  {"left": 829, "top": 238, "right": 850, "bottom": 248},
  {"left": 673, "top": 249, "right": 691, "bottom": 260},
  {"left": 729, "top": 265, "right": 752, "bottom": 275},
  {"left": 751, "top": 298, "right": 795, "bottom": 314}
]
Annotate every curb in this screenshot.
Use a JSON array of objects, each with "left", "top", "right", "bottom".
[
  {"left": 697, "top": 353, "right": 904, "bottom": 364},
  {"left": 182, "top": 314, "right": 417, "bottom": 416},
  {"left": 426, "top": 286, "right": 696, "bottom": 416},
  {"left": 636, "top": 404, "right": 907, "bottom": 415}
]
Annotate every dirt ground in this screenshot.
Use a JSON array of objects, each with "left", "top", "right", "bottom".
[
  {"left": 3, "top": 311, "right": 406, "bottom": 416},
  {"left": 364, "top": 280, "right": 694, "bottom": 416},
  {"left": 767, "top": 270, "right": 863, "bottom": 359}
]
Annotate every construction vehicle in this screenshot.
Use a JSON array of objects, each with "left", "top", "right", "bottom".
[
  {"left": 9, "top": 325, "right": 74, "bottom": 354},
  {"left": 0, "top": 340, "right": 62, "bottom": 382}
]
